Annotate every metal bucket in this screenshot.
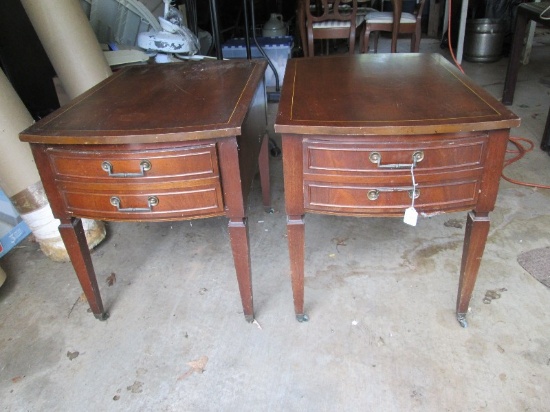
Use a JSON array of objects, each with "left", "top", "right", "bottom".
[{"left": 464, "top": 18, "right": 505, "bottom": 63}]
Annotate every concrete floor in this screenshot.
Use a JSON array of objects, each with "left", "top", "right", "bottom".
[{"left": 1, "top": 34, "right": 550, "bottom": 411}]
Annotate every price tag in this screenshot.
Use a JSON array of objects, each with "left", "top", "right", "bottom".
[{"left": 404, "top": 206, "right": 418, "bottom": 226}]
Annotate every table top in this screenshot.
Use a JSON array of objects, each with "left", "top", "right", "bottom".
[
  {"left": 20, "top": 59, "right": 267, "bottom": 145},
  {"left": 519, "top": 1, "right": 550, "bottom": 15},
  {"left": 275, "top": 53, "right": 520, "bottom": 136}
]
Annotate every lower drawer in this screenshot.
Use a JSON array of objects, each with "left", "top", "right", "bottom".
[
  {"left": 60, "top": 184, "right": 224, "bottom": 221},
  {"left": 304, "top": 179, "right": 480, "bottom": 216}
]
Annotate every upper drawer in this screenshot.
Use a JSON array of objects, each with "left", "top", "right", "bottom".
[
  {"left": 47, "top": 144, "right": 219, "bottom": 181},
  {"left": 303, "top": 134, "right": 488, "bottom": 176}
]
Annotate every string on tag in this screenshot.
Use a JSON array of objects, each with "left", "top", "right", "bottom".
[
  {"left": 403, "top": 161, "right": 419, "bottom": 226},
  {"left": 410, "top": 162, "right": 417, "bottom": 209}
]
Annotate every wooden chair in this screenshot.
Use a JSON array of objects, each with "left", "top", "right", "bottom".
[
  {"left": 299, "top": 0, "right": 362, "bottom": 57},
  {"left": 359, "top": 0, "right": 427, "bottom": 53}
]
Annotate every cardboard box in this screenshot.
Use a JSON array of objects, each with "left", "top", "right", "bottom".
[{"left": 0, "top": 189, "right": 31, "bottom": 258}]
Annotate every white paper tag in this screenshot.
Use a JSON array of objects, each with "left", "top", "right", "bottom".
[{"left": 404, "top": 206, "right": 418, "bottom": 226}]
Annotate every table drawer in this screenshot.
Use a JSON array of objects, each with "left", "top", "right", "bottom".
[
  {"left": 304, "top": 135, "right": 488, "bottom": 177},
  {"left": 305, "top": 179, "right": 480, "bottom": 215},
  {"left": 47, "top": 144, "right": 219, "bottom": 181},
  {"left": 59, "top": 182, "right": 224, "bottom": 221}
]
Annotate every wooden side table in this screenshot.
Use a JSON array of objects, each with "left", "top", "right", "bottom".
[
  {"left": 502, "top": 1, "right": 550, "bottom": 105},
  {"left": 20, "top": 60, "right": 270, "bottom": 322},
  {"left": 502, "top": 1, "right": 550, "bottom": 153},
  {"left": 275, "top": 54, "right": 520, "bottom": 327}
]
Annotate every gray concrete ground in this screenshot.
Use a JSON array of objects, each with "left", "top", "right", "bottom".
[{"left": 1, "top": 35, "right": 550, "bottom": 411}]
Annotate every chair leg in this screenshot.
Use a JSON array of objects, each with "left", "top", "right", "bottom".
[
  {"left": 308, "top": 40, "right": 314, "bottom": 57},
  {"left": 308, "top": 30, "right": 315, "bottom": 57},
  {"left": 349, "top": 32, "right": 356, "bottom": 54},
  {"left": 412, "top": 25, "right": 421, "bottom": 52},
  {"left": 390, "top": 31, "right": 397, "bottom": 53},
  {"left": 373, "top": 32, "right": 380, "bottom": 53},
  {"left": 362, "top": 29, "right": 371, "bottom": 53},
  {"left": 355, "top": 23, "right": 365, "bottom": 54}
]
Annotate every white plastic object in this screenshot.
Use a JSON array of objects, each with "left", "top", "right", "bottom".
[
  {"left": 158, "top": 16, "right": 180, "bottom": 33},
  {"left": 137, "top": 30, "right": 194, "bottom": 53},
  {"left": 84, "top": 0, "right": 161, "bottom": 47}
]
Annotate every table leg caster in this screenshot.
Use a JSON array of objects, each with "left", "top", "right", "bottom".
[
  {"left": 244, "top": 314, "right": 255, "bottom": 323},
  {"left": 94, "top": 312, "right": 110, "bottom": 321},
  {"left": 296, "top": 314, "right": 309, "bottom": 322},
  {"left": 269, "top": 137, "right": 281, "bottom": 157},
  {"left": 456, "top": 313, "right": 468, "bottom": 328}
]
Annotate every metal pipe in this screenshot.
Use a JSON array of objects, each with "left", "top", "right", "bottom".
[
  {"left": 248, "top": 0, "right": 280, "bottom": 93},
  {"left": 243, "top": 0, "right": 251, "bottom": 59},
  {"left": 209, "top": 0, "right": 223, "bottom": 59}
]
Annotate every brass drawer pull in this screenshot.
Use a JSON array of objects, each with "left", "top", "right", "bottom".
[
  {"left": 101, "top": 160, "right": 151, "bottom": 177},
  {"left": 110, "top": 196, "right": 159, "bottom": 212},
  {"left": 369, "top": 151, "right": 424, "bottom": 169},
  {"left": 367, "top": 189, "right": 379, "bottom": 201},
  {"left": 366, "top": 187, "right": 420, "bottom": 201},
  {"left": 408, "top": 189, "right": 420, "bottom": 199}
]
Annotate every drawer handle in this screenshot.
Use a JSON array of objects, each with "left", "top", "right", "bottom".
[
  {"left": 367, "top": 190, "right": 379, "bottom": 201},
  {"left": 101, "top": 160, "right": 151, "bottom": 177},
  {"left": 110, "top": 196, "right": 159, "bottom": 212},
  {"left": 369, "top": 151, "right": 424, "bottom": 169},
  {"left": 366, "top": 187, "right": 420, "bottom": 201},
  {"left": 408, "top": 189, "right": 420, "bottom": 199}
]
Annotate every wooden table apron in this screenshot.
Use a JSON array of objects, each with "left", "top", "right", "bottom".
[
  {"left": 275, "top": 54, "right": 520, "bottom": 327},
  {"left": 20, "top": 60, "right": 270, "bottom": 322}
]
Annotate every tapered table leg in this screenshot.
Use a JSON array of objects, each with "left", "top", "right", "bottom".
[
  {"left": 228, "top": 218, "right": 254, "bottom": 322},
  {"left": 287, "top": 215, "right": 307, "bottom": 322},
  {"left": 258, "top": 134, "right": 273, "bottom": 212},
  {"left": 218, "top": 138, "right": 256, "bottom": 322},
  {"left": 282, "top": 134, "right": 308, "bottom": 322},
  {"left": 502, "top": 10, "right": 528, "bottom": 105},
  {"left": 456, "top": 211, "right": 490, "bottom": 327},
  {"left": 541, "top": 105, "right": 550, "bottom": 153},
  {"left": 58, "top": 217, "right": 108, "bottom": 320}
]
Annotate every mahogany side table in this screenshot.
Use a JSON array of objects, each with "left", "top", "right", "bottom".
[
  {"left": 275, "top": 54, "right": 520, "bottom": 327},
  {"left": 20, "top": 60, "right": 269, "bottom": 322}
]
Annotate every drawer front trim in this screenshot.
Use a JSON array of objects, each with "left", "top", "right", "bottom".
[
  {"left": 60, "top": 185, "right": 224, "bottom": 221},
  {"left": 304, "top": 135, "right": 488, "bottom": 176},
  {"left": 48, "top": 144, "right": 219, "bottom": 181},
  {"left": 304, "top": 180, "right": 480, "bottom": 215}
]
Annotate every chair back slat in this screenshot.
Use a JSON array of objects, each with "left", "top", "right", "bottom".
[
  {"left": 300, "top": 0, "right": 360, "bottom": 56},
  {"left": 360, "top": 0, "right": 427, "bottom": 53},
  {"left": 306, "top": 0, "right": 359, "bottom": 23}
]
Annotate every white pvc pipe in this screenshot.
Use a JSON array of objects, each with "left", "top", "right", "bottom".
[
  {"left": 20, "top": 205, "right": 106, "bottom": 262},
  {"left": 0, "top": 70, "right": 106, "bottom": 262},
  {"left": 20, "top": 0, "right": 112, "bottom": 100},
  {"left": 0, "top": 266, "right": 6, "bottom": 287},
  {"left": 0, "top": 70, "right": 39, "bottom": 197}
]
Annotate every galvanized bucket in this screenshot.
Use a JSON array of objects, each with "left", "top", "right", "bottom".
[{"left": 464, "top": 18, "right": 505, "bottom": 63}]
